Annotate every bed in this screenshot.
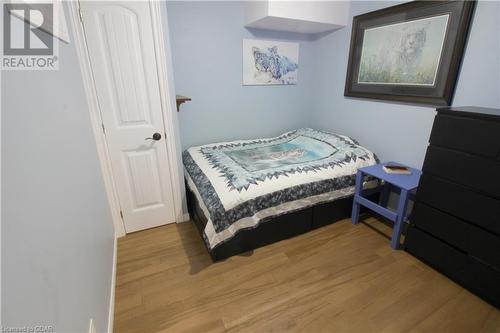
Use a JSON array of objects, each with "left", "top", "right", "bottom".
[{"left": 183, "top": 128, "right": 379, "bottom": 261}]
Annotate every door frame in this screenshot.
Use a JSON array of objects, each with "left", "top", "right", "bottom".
[{"left": 68, "top": 1, "right": 186, "bottom": 238}]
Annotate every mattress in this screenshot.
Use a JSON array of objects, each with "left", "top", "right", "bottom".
[{"left": 183, "top": 128, "right": 378, "bottom": 250}]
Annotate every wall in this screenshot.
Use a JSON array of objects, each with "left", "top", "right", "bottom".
[
  {"left": 309, "top": 0, "right": 500, "bottom": 168},
  {"left": 1, "top": 7, "right": 115, "bottom": 332},
  {"left": 168, "top": 1, "right": 499, "bottom": 166},
  {"left": 167, "top": 1, "right": 315, "bottom": 149}
]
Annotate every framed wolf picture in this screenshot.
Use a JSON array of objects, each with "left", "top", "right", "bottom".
[
  {"left": 243, "top": 39, "right": 299, "bottom": 85},
  {"left": 344, "top": 1, "right": 476, "bottom": 106}
]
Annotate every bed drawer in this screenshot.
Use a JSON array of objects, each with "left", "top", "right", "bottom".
[
  {"left": 412, "top": 202, "right": 500, "bottom": 268},
  {"left": 423, "top": 146, "right": 500, "bottom": 198},
  {"left": 429, "top": 114, "right": 500, "bottom": 159},
  {"left": 405, "top": 227, "right": 500, "bottom": 308},
  {"left": 312, "top": 197, "right": 352, "bottom": 229},
  {"left": 212, "top": 208, "right": 312, "bottom": 261},
  {"left": 417, "top": 175, "right": 500, "bottom": 235}
]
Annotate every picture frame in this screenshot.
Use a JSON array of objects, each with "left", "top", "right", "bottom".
[
  {"left": 242, "top": 39, "right": 299, "bottom": 86},
  {"left": 344, "top": 1, "right": 476, "bottom": 106}
]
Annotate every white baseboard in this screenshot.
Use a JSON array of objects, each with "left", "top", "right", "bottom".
[
  {"left": 88, "top": 318, "right": 96, "bottom": 333},
  {"left": 108, "top": 238, "right": 117, "bottom": 333},
  {"left": 177, "top": 213, "right": 190, "bottom": 223}
]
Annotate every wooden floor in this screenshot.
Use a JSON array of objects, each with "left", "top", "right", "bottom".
[{"left": 114, "top": 217, "right": 500, "bottom": 333}]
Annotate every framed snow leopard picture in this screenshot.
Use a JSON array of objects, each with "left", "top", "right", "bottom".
[
  {"left": 242, "top": 39, "right": 299, "bottom": 85},
  {"left": 344, "top": 1, "right": 476, "bottom": 106}
]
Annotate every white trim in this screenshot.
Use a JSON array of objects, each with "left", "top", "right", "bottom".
[
  {"left": 68, "top": 1, "right": 185, "bottom": 235},
  {"left": 67, "top": 2, "right": 126, "bottom": 238},
  {"left": 180, "top": 213, "right": 191, "bottom": 223},
  {"left": 107, "top": 238, "right": 117, "bottom": 333},
  {"left": 149, "top": 1, "right": 185, "bottom": 223}
]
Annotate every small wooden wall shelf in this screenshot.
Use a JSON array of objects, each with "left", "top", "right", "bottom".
[{"left": 176, "top": 95, "right": 191, "bottom": 111}]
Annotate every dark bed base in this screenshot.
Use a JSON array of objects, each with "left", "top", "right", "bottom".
[{"left": 186, "top": 185, "right": 373, "bottom": 262}]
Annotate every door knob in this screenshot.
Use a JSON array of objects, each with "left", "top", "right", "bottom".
[{"left": 145, "top": 132, "right": 162, "bottom": 141}]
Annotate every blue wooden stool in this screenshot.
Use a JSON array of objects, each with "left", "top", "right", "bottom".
[{"left": 351, "top": 162, "right": 422, "bottom": 249}]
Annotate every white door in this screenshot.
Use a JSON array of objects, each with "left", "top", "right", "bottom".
[{"left": 79, "top": 1, "right": 176, "bottom": 233}]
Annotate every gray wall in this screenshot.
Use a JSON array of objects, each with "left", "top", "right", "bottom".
[
  {"left": 167, "top": 1, "right": 315, "bottom": 149},
  {"left": 168, "top": 1, "right": 500, "bottom": 168},
  {"left": 309, "top": 0, "right": 500, "bottom": 168},
  {"left": 1, "top": 10, "right": 115, "bottom": 333}
]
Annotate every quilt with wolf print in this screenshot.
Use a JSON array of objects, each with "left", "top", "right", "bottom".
[{"left": 183, "top": 128, "right": 378, "bottom": 250}]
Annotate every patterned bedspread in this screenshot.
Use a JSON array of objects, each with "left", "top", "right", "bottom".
[{"left": 183, "top": 128, "right": 378, "bottom": 250}]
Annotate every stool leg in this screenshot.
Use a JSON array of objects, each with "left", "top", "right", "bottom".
[
  {"left": 391, "top": 188, "right": 410, "bottom": 249},
  {"left": 351, "top": 170, "right": 363, "bottom": 225},
  {"left": 379, "top": 182, "right": 391, "bottom": 207}
]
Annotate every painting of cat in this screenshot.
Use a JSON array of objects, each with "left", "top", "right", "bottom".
[
  {"left": 357, "top": 14, "right": 449, "bottom": 86},
  {"left": 243, "top": 39, "right": 299, "bottom": 85},
  {"left": 344, "top": 1, "right": 475, "bottom": 105}
]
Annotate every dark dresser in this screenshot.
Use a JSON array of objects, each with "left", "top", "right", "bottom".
[{"left": 405, "top": 106, "right": 500, "bottom": 308}]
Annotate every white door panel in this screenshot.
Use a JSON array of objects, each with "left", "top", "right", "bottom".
[
  {"left": 80, "top": 1, "right": 176, "bottom": 233},
  {"left": 125, "top": 148, "right": 164, "bottom": 209}
]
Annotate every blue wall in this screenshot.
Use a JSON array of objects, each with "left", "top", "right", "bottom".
[
  {"left": 167, "top": 1, "right": 315, "bottom": 149},
  {"left": 309, "top": 0, "right": 500, "bottom": 168},
  {"left": 167, "top": 1, "right": 500, "bottom": 167}
]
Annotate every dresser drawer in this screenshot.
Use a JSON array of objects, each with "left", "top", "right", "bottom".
[
  {"left": 467, "top": 258, "right": 500, "bottom": 309},
  {"left": 430, "top": 114, "right": 500, "bottom": 159},
  {"left": 417, "top": 175, "right": 500, "bottom": 235},
  {"left": 405, "top": 227, "right": 468, "bottom": 285},
  {"left": 412, "top": 202, "right": 500, "bottom": 268},
  {"left": 405, "top": 227, "right": 500, "bottom": 308},
  {"left": 423, "top": 146, "right": 500, "bottom": 198}
]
